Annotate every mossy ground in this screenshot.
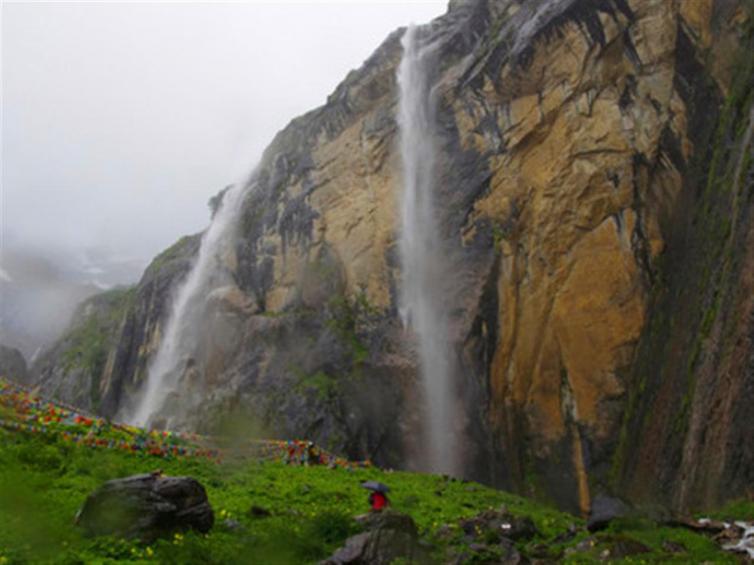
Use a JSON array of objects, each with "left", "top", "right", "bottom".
[{"left": 0, "top": 427, "right": 746, "bottom": 564}]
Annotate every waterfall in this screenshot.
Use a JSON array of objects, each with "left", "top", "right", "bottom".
[
  {"left": 397, "top": 25, "right": 460, "bottom": 475},
  {"left": 127, "top": 182, "right": 248, "bottom": 428}
]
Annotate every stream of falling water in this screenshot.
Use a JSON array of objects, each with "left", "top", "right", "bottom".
[
  {"left": 127, "top": 183, "right": 248, "bottom": 428},
  {"left": 397, "top": 25, "right": 460, "bottom": 475}
]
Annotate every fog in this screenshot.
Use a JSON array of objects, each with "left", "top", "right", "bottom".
[
  {"left": 2, "top": 1, "right": 446, "bottom": 270},
  {"left": 0, "top": 1, "right": 446, "bottom": 357}
]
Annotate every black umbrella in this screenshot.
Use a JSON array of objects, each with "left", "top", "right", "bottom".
[{"left": 360, "top": 480, "right": 390, "bottom": 493}]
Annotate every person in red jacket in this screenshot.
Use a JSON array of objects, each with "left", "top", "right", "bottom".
[
  {"left": 368, "top": 490, "right": 389, "bottom": 511},
  {"left": 361, "top": 481, "right": 391, "bottom": 512}
]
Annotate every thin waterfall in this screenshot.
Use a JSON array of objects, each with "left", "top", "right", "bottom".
[
  {"left": 127, "top": 182, "right": 248, "bottom": 428},
  {"left": 397, "top": 25, "right": 460, "bottom": 475}
]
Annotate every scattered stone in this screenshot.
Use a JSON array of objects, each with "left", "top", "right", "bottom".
[
  {"left": 714, "top": 525, "right": 741, "bottom": 544},
  {"left": 721, "top": 521, "right": 754, "bottom": 560},
  {"left": 222, "top": 518, "right": 243, "bottom": 532},
  {"left": 668, "top": 516, "right": 727, "bottom": 533},
  {"left": 460, "top": 506, "right": 539, "bottom": 544},
  {"left": 601, "top": 535, "right": 651, "bottom": 559},
  {"left": 587, "top": 495, "right": 630, "bottom": 532},
  {"left": 435, "top": 523, "right": 454, "bottom": 540},
  {"left": 552, "top": 523, "right": 580, "bottom": 544},
  {"left": 565, "top": 536, "right": 597, "bottom": 555},
  {"left": 661, "top": 540, "right": 686, "bottom": 553},
  {"left": 501, "top": 537, "right": 530, "bottom": 563},
  {"left": 322, "top": 511, "right": 428, "bottom": 565},
  {"left": 75, "top": 473, "right": 213, "bottom": 542},
  {"left": 249, "top": 505, "right": 271, "bottom": 518}
]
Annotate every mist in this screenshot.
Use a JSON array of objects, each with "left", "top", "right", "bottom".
[
  {"left": 1, "top": 1, "right": 446, "bottom": 355},
  {"left": 2, "top": 1, "right": 445, "bottom": 264}
]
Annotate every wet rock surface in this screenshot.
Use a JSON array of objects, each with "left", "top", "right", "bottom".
[
  {"left": 587, "top": 495, "right": 630, "bottom": 532},
  {"left": 0, "top": 344, "right": 28, "bottom": 384},
  {"left": 323, "top": 511, "right": 428, "bottom": 565},
  {"left": 460, "top": 506, "right": 539, "bottom": 544},
  {"left": 443, "top": 506, "right": 540, "bottom": 563},
  {"left": 666, "top": 516, "right": 754, "bottom": 560},
  {"left": 75, "top": 472, "right": 214, "bottom": 542},
  {"left": 721, "top": 521, "right": 754, "bottom": 560}
]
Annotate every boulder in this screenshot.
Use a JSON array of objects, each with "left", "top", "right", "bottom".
[
  {"left": 600, "top": 535, "right": 651, "bottom": 560},
  {"left": 75, "top": 472, "right": 213, "bottom": 542},
  {"left": 460, "top": 506, "right": 539, "bottom": 543},
  {"left": 323, "top": 511, "right": 427, "bottom": 565},
  {"left": 587, "top": 495, "right": 630, "bottom": 532}
]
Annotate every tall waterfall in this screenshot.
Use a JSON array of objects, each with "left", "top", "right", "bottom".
[
  {"left": 397, "top": 25, "right": 459, "bottom": 475},
  {"left": 128, "top": 182, "right": 248, "bottom": 428}
]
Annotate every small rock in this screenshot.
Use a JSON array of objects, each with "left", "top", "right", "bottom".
[
  {"left": 565, "top": 536, "right": 597, "bottom": 554},
  {"left": 501, "top": 538, "right": 527, "bottom": 563},
  {"left": 605, "top": 536, "right": 651, "bottom": 559},
  {"left": 249, "top": 505, "right": 271, "bottom": 518},
  {"left": 459, "top": 506, "right": 539, "bottom": 544},
  {"left": 552, "top": 523, "right": 579, "bottom": 544},
  {"left": 721, "top": 521, "right": 754, "bottom": 559},
  {"left": 435, "top": 523, "right": 454, "bottom": 540},
  {"left": 668, "top": 516, "right": 727, "bottom": 533},
  {"left": 661, "top": 540, "right": 686, "bottom": 553},
  {"left": 222, "top": 518, "right": 243, "bottom": 532},
  {"left": 714, "top": 526, "right": 741, "bottom": 543},
  {"left": 587, "top": 495, "right": 630, "bottom": 532}
]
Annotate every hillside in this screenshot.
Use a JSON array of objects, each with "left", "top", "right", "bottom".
[{"left": 1, "top": 379, "right": 751, "bottom": 563}]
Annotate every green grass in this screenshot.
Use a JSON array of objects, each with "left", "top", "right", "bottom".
[
  {"left": 0, "top": 427, "right": 575, "bottom": 564},
  {"left": 0, "top": 426, "right": 746, "bottom": 564},
  {"left": 703, "top": 499, "right": 754, "bottom": 522}
]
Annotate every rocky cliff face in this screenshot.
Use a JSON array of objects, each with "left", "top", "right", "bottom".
[
  {"left": 0, "top": 344, "right": 29, "bottom": 384},
  {"left": 34, "top": 0, "right": 753, "bottom": 514}
]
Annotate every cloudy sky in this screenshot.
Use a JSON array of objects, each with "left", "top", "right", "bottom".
[{"left": 2, "top": 1, "right": 446, "bottom": 278}]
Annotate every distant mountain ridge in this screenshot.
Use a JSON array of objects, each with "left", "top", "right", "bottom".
[{"left": 0, "top": 244, "right": 144, "bottom": 360}]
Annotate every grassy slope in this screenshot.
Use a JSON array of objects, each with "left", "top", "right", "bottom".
[{"left": 0, "top": 428, "right": 749, "bottom": 564}]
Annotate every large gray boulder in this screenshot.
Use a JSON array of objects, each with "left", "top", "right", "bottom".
[
  {"left": 587, "top": 495, "right": 630, "bottom": 532},
  {"left": 323, "top": 511, "right": 429, "bottom": 565},
  {"left": 75, "top": 472, "right": 214, "bottom": 542}
]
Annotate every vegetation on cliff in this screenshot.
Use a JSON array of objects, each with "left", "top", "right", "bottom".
[
  {"left": 35, "top": 288, "right": 136, "bottom": 412},
  {"left": 613, "top": 9, "right": 754, "bottom": 511}
]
